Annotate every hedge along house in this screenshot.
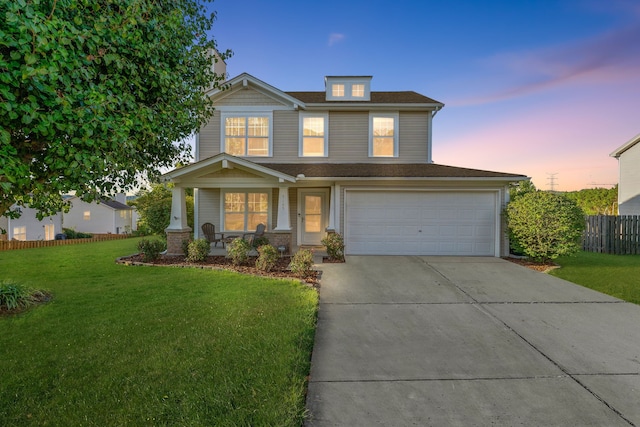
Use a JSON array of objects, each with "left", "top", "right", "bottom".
[{"left": 162, "top": 70, "right": 527, "bottom": 256}]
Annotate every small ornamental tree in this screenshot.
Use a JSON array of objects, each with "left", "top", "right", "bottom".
[{"left": 506, "top": 191, "right": 585, "bottom": 262}]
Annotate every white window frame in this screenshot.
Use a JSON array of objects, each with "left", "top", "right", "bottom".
[
  {"left": 299, "top": 112, "right": 329, "bottom": 157},
  {"left": 220, "top": 189, "right": 272, "bottom": 232},
  {"left": 220, "top": 112, "right": 273, "bottom": 157},
  {"left": 369, "top": 112, "right": 399, "bottom": 157},
  {"left": 331, "top": 84, "right": 344, "bottom": 97}
]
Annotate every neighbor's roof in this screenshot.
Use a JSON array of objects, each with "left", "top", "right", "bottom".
[
  {"left": 286, "top": 91, "right": 442, "bottom": 105},
  {"left": 99, "top": 199, "right": 132, "bottom": 210},
  {"left": 260, "top": 163, "right": 527, "bottom": 180},
  {"left": 610, "top": 133, "right": 640, "bottom": 158}
]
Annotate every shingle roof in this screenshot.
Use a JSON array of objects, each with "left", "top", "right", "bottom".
[
  {"left": 100, "top": 199, "right": 132, "bottom": 210},
  {"left": 260, "top": 163, "right": 526, "bottom": 179},
  {"left": 286, "top": 91, "right": 442, "bottom": 104}
]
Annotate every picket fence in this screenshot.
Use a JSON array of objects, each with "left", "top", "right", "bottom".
[
  {"left": 0, "top": 234, "right": 132, "bottom": 251},
  {"left": 583, "top": 215, "right": 640, "bottom": 255}
]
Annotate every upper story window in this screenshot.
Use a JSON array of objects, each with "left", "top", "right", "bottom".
[
  {"left": 369, "top": 113, "right": 399, "bottom": 157},
  {"left": 222, "top": 113, "right": 272, "bottom": 157},
  {"left": 325, "top": 76, "right": 372, "bottom": 101},
  {"left": 299, "top": 113, "right": 328, "bottom": 157},
  {"left": 83, "top": 211, "right": 91, "bottom": 220}
]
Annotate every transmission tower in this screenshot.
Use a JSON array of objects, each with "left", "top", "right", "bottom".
[{"left": 547, "top": 173, "right": 558, "bottom": 192}]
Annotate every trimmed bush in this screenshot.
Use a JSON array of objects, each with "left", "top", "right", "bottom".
[
  {"left": 137, "top": 238, "right": 166, "bottom": 262},
  {"left": 63, "top": 228, "right": 93, "bottom": 239},
  {"left": 227, "top": 238, "right": 251, "bottom": 266},
  {"left": 506, "top": 191, "right": 585, "bottom": 262},
  {"left": 187, "top": 238, "right": 210, "bottom": 263},
  {"left": 321, "top": 232, "right": 345, "bottom": 262},
  {"left": 289, "top": 249, "right": 314, "bottom": 278},
  {"left": 256, "top": 244, "right": 279, "bottom": 272},
  {"left": 252, "top": 235, "right": 270, "bottom": 248}
]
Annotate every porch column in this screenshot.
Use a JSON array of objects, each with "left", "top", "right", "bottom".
[
  {"left": 274, "top": 186, "right": 291, "bottom": 230},
  {"left": 165, "top": 186, "right": 192, "bottom": 255},
  {"left": 327, "top": 185, "right": 336, "bottom": 232}
]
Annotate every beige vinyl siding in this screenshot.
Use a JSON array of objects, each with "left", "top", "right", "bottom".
[
  {"left": 198, "top": 188, "right": 221, "bottom": 233},
  {"left": 269, "top": 111, "right": 298, "bottom": 161},
  {"left": 198, "top": 115, "right": 221, "bottom": 160},
  {"left": 398, "top": 112, "right": 429, "bottom": 162},
  {"left": 215, "top": 88, "right": 281, "bottom": 106},
  {"left": 327, "top": 112, "right": 369, "bottom": 162}
]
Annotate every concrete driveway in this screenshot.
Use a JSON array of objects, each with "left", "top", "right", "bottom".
[{"left": 305, "top": 256, "right": 640, "bottom": 426}]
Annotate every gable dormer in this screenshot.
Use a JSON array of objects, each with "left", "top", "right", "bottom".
[{"left": 325, "top": 76, "right": 372, "bottom": 101}]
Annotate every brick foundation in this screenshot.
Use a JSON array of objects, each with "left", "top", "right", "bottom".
[
  {"left": 264, "top": 232, "right": 292, "bottom": 254},
  {"left": 165, "top": 228, "right": 192, "bottom": 255}
]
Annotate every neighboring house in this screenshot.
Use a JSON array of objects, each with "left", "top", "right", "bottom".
[
  {"left": 610, "top": 133, "right": 640, "bottom": 215},
  {"left": 64, "top": 194, "right": 133, "bottom": 234},
  {"left": 0, "top": 205, "right": 63, "bottom": 241},
  {"left": 162, "top": 72, "right": 527, "bottom": 256}
]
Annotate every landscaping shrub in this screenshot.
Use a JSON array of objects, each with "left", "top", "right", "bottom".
[
  {"left": 289, "top": 249, "right": 314, "bottom": 278},
  {"left": 251, "top": 235, "right": 270, "bottom": 248},
  {"left": 63, "top": 228, "right": 93, "bottom": 239},
  {"left": 506, "top": 191, "right": 585, "bottom": 262},
  {"left": 321, "top": 232, "right": 345, "bottom": 262},
  {"left": 137, "top": 238, "right": 166, "bottom": 262},
  {"left": 256, "top": 244, "right": 279, "bottom": 272},
  {"left": 0, "top": 281, "right": 36, "bottom": 310},
  {"left": 227, "top": 238, "right": 251, "bottom": 266},
  {"left": 187, "top": 238, "right": 210, "bottom": 263}
]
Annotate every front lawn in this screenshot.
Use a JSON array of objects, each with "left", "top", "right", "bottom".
[
  {"left": 0, "top": 238, "right": 318, "bottom": 426},
  {"left": 550, "top": 251, "right": 640, "bottom": 304}
]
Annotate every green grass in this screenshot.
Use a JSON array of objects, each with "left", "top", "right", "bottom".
[
  {"left": 550, "top": 251, "right": 640, "bottom": 304},
  {"left": 0, "top": 239, "right": 318, "bottom": 426}
]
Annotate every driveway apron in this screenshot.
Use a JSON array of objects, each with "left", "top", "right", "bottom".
[{"left": 305, "top": 256, "right": 640, "bottom": 426}]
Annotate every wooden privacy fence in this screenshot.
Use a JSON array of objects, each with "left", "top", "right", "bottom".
[
  {"left": 583, "top": 215, "right": 640, "bottom": 255},
  {"left": 0, "top": 234, "right": 132, "bottom": 251}
]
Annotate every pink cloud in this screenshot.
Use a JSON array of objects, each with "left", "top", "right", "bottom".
[
  {"left": 328, "top": 33, "right": 345, "bottom": 46},
  {"left": 452, "top": 23, "right": 640, "bottom": 106}
]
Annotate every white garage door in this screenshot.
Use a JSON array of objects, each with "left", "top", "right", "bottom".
[{"left": 345, "top": 191, "right": 497, "bottom": 256}]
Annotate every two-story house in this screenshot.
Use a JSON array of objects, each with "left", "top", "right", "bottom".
[{"left": 162, "top": 72, "right": 527, "bottom": 256}]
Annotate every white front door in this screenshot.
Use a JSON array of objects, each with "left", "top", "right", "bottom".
[{"left": 299, "top": 189, "right": 329, "bottom": 246}]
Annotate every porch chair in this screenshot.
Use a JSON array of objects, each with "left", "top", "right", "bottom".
[
  {"left": 242, "top": 223, "right": 266, "bottom": 247},
  {"left": 201, "top": 222, "right": 223, "bottom": 247}
]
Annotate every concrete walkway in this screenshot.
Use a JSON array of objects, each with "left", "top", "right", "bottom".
[{"left": 305, "top": 256, "right": 640, "bottom": 426}]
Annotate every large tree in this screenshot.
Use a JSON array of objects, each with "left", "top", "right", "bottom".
[{"left": 0, "top": 0, "right": 229, "bottom": 219}]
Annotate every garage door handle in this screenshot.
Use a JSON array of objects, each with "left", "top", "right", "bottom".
[{"left": 418, "top": 229, "right": 422, "bottom": 232}]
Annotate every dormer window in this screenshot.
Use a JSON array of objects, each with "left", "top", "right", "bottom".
[{"left": 325, "top": 76, "right": 372, "bottom": 101}]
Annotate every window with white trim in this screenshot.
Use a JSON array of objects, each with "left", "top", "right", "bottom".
[
  {"left": 83, "top": 211, "right": 91, "bottom": 220},
  {"left": 223, "top": 191, "right": 269, "bottom": 232},
  {"left": 44, "top": 224, "right": 55, "bottom": 241},
  {"left": 352, "top": 84, "right": 365, "bottom": 97},
  {"left": 222, "top": 113, "right": 271, "bottom": 157},
  {"left": 331, "top": 84, "right": 344, "bottom": 97},
  {"left": 13, "top": 226, "right": 26, "bottom": 241},
  {"left": 369, "top": 113, "right": 398, "bottom": 157},
  {"left": 299, "top": 113, "right": 328, "bottom": 157}
]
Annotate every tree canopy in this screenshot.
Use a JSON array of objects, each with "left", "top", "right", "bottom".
[
  {"left": 564, "top": 186, "right": 618, "bottom": 215},
  {"left": 1, "top": 0, "right": 229, "bottom": 218}
]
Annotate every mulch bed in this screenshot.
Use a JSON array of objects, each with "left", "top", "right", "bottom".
[
  {"left": 502, "top": 256, "right": 559, "bottom": 273},
  {"left": 118, "top": 254, "right": 322, "bottom": 287}
]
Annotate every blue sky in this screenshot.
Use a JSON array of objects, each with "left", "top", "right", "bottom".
[{"left": 206, "top": 0, "right": 640, "bottom": 191}]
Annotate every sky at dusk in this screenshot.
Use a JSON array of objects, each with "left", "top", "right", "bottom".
[{"left": 206, "top": 0, "right": 640, "bottom": 191}]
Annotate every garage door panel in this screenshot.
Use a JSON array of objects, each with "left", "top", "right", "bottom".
[{"left": 346, "top": 191, "right": 497, "bottom": 256}]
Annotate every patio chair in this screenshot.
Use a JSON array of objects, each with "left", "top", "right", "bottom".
[
  {"left": 242, "top": 223, "right": 266, "bottom": 246},
  {"left": 201, "top": 222, "right": 223, "bottom": 247}
]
